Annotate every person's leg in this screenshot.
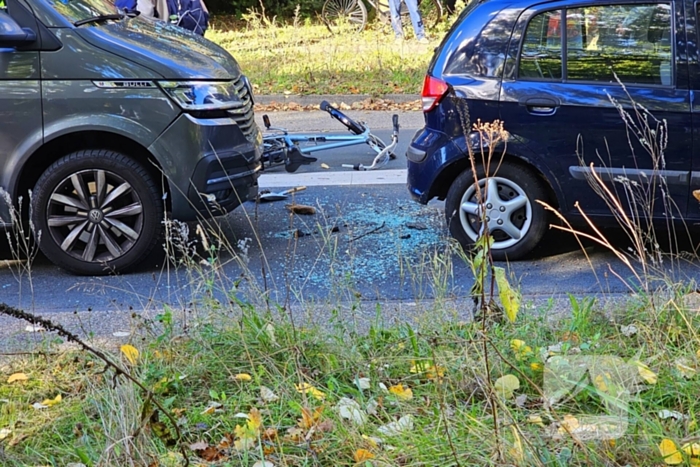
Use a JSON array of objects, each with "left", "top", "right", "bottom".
[
  {"left": 403, "top": 0, "right": 426, "bottom": 39},
  {"left": 387, "top": 0, "right": 404, "bottom": 38}
]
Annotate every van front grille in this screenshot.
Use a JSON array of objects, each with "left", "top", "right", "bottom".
[{"left": 227, "top": 77, "right": 256, "bottom": 141}]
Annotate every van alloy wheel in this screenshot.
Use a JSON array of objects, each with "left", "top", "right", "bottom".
[
  {"left": 46, "top": 169, "right": 144, "bottom": 263},
  {"left": 32, "top": 150, "right": 163, "bottom": 275}
]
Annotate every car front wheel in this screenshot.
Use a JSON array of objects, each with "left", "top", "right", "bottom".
[
  {"left": 32, "top": 150, "right": 164, "bottom": 275},
  {"left": 445, "top": 162, "right": 548, "bottom": 260}
]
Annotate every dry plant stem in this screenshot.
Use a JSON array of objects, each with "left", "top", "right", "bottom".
[
  {"left": 0, "top": 303, "right": 191, "bottom": 467},
  {"left": 537, "top": 200, "right": 640, "bottom": 293},
  {"left": 428, "top": 343, "right": 462, "bottom": 467}
]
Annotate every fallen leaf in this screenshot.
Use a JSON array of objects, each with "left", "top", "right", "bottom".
[
  {"left": 200, "top": 401, "right": 223, "bottom": 415},
  {"left": 635, "top": 361, "right": 657, "bottom": 384},
  {"left": 7, "top": 373, "right": 28, "bottom": 384},
  {"left": 675, "top": 359, "right": 697, "bottom": 379},
  {"left": 557, "top": 414, "right": 580, "bottom": 435},
  {"left": 693, "top": 189, "right": 700, "bottom": 203},
  {"left": 41, "top": 394, "right": 62, "bottom": 407},
  {"left": 296, "top": 382, "right": 326, "bottom": 400},
  {"left": 354, "top": 448, "right": 375, "bottom": 462},
  {"left": 658, "top": 410, "right": 688, "bottom": 420},
  {"left": 509, "top": 425, "right": 524, "bottom": 462},
  {"left": 120, "top": 344, "right": 139, "bottom": 365},
  {"left": 494, "top": 375, "right": 520, "bottom": 399},
  {"left": 335, "top": 397, "right": 367, "bottom": 425},
  {"left": 510, "top": 339, "right": 534, "bottom": 361},
  {"left": 264, "top": 323, "right": 277, "bottom": 344},
  {"left": 494, "top": 266, "right": 520, "bottom": 322},
  {"left": 286, "top": 204, "right": 316, "bottom": 215},
  {"left": 189, "top": 441, "right": 208, "bottom": 451},
  {"left": 527, "top": 415, "right": 545, "bottom": 427},
  {"left": 248, "top": 408, "right": 263, "bottom": 432},
  {"left": 298, "top": 406, "right": 324, "bottom": 429},
  {"left": 377, "top": 414, "right": 414, "bottom": 436},
  {"left": 681, "top": 442, "right": 700, "bottom": 462},
  {"left": 659, "top": 438, "right": 683, "bottom": 464},
  {"left": 260, "top": 386, "right": 279, "bottom": 403},
  {"left": 388, "top": 383, "right": 413, "bottom": 400},
  {"left": 356, "top": 377, "right": 371, "bottom": 389},
  {"left": 234, "top": 373, "right": 252, "bottom": 381},
  {"left": 366, "top": 398, "right": 379, "bottom": 415},
  {"left": 321, "top": 163, "right": 330, "bottom": 169}
]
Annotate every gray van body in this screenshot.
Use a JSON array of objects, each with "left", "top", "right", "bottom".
[{"left": 0, "top": 0, "right": 261, "bottom": 226}]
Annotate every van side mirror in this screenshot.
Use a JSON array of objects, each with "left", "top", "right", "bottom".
[{"left": 0, "top": 13, "right": 36, "bottom": 47}]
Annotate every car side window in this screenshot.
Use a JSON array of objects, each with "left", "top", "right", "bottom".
[
  {"left": 518, "top": 3, "right": 672, "bottom": 86},
  {"left": 566, "top": 4, "right": 672, "bottom": 85},
  {"left": 518, "top": 10, "right": 563, "bottom": 80}
]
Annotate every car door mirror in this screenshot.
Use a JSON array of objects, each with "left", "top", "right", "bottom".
[{"left": 0, "top": 12, "right": 36, "bottom": 47}]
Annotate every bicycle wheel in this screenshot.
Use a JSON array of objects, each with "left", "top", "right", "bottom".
[
  {"left": 401, "top": 0, "right": 443, "bottom": 30},
  {"left": 322, "top": 0, "right": 368, "bottom": 34}
]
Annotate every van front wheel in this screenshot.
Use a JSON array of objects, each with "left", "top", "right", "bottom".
[
  {"left": 32, "top": 150, "right": 164, "bottom": 275},
  {"left": 445, "top": 163, "right": 548, "bottom": 260}
]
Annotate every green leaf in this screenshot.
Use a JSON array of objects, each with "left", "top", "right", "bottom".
[{"left": 494, "top": 266, "right": 520, "bottom": 323}]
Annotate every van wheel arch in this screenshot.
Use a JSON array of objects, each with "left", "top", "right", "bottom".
[{"left": 15, "top": 131, "right": 170, "bottom": 212}]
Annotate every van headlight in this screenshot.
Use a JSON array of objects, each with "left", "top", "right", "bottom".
[{"left": 158, "top": 81, "right": 240, "bottom": 111}]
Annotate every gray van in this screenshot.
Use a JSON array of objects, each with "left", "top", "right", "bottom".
[{"left": 0, "top": 0, "right": 261, "bottom": 275}]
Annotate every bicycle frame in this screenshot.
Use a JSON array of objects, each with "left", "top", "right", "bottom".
[
  {"left": 262, "top": 101, "right": 394, "bottom": 172},
  {"left": 266, "top": 126, "right": 376, "bottom": 155}
]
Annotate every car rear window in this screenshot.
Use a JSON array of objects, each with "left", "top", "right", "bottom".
[
  {"left": 518, "top": 3, "right": 672, "bottom": 86},
  {"left": 442, "top": 1, "right": 517, "bottom": 78}
]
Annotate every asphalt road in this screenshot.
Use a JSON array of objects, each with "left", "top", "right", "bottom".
[{"left": 1, "top": 110, "right": 699, "bottom": 348}]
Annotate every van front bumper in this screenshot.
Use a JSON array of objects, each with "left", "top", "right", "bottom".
[{"left": 149, "top": 113, "right": 263, "bottom": 221}]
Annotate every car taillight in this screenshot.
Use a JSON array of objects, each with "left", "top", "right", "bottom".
[{"left": 421, "top": 75, "right": 449, "bottom": 112}]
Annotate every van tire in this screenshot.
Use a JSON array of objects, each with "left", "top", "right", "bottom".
[
  {"left": 32, "top": 150, "right": 164, "bottom": 275},
  {"left": 445, "top": 162, "right": 548, "bottom": 260}
]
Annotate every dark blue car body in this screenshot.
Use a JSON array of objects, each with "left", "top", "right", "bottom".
[{"left": 407, "top": 0, "right": 700, "bottom": 258}]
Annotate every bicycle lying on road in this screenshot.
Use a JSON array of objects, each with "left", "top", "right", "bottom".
[
  {"left": 321, "top": 0, "right": 444, "bottom": 34},
  {"left": 262, "top": 101, "right": 400, "bottom": 172}
]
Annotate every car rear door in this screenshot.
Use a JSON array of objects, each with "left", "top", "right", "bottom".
[{"left": 498, "top": 0, "right": 691, "bottom": 221}]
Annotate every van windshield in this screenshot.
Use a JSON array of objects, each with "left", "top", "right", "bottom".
[{"left": 47, "top": 0, "right": 119, "bottom": 24}]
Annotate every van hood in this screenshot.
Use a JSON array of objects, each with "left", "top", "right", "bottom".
[{"left": 76, "top": 18, "right": 241, "bottom": 80}]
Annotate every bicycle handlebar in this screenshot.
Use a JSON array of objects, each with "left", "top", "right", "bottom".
[{"left": 319, "top": 100, "right": 366, "bottom": 135}]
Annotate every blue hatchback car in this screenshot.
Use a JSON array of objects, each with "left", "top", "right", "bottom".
[{"left": 407, "top": 0, "right": 694, "bottom": 259}]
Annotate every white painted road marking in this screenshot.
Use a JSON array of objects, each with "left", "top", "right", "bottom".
[{"left": 259, "top": 169, "right": 408, "bottom": 187}]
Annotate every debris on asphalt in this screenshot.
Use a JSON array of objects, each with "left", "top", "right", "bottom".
[
  {"left": 286, "top": 204, "right": 316, "bottom": 215},
  {"left": 406, "top": 222, "right": 428, "bottom": 230},
  {"left": 350, "top": 221, "right": 386, "bottom": 242}
]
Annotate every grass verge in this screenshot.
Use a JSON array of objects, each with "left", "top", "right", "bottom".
[
  {"left": 2, "top": 289, "right": 700, "bottom": 466},
  {"left": 206, "top": 15, "right": 452, "bottom": 96}
]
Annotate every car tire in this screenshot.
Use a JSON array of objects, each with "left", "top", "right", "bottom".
[
  {"left": 32, "top": 150, "right": 164, "bottom": 275},
  {"left": 445, "top": 162, "right": 548, "bottom": 260}
]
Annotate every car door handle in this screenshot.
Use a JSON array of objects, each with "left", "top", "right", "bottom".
[{"left": 519, "top": 97, "right": 559, "bottom": 116}]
